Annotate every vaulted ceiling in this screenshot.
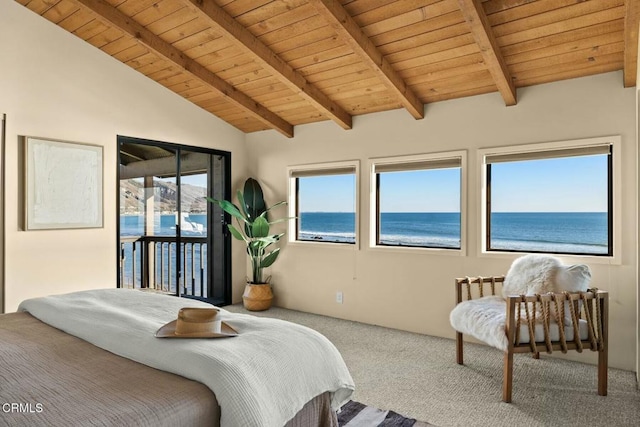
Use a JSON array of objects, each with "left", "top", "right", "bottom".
[{"left": 18, "top": 0, "right": 640, "bottom": 138}]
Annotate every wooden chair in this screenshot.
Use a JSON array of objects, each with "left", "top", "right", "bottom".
[{"left": 452, "top": 276, "right": 608, "bottom": 402}]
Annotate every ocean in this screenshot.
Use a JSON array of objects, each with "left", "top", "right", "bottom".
[
  {"left": 120, "top": 213, "right": 207, "bottom": 236},
  {"left": 122, "top": 212, "right": 609, "bottom": 254},
  {"left": 490, "top": 212, "right": 608, "bottom": 254},
  {"left": 297, "top": 211, "right": 608, "bottom": 254}
]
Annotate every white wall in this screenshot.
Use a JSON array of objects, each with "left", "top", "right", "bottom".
[
  {"left": 0, "top": 0, "right": 248, "bottom": 312},
  {"left": 247, "top": 71, "right": 638, "bottom": 371}
]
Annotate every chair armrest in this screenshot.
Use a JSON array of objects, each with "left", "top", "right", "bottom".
[{"left": 504, "top": 289, "right": 608, "bottom": 354}]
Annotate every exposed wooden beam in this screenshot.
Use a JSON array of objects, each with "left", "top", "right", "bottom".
[
  {"left": 120, "top": 144, "right": 173, "bottom": 163},
  {"left": 457, "top": 0, "right": 517, "bottom": 106},
  {"left": 309, "top": 0, "right": 425, "bottom": 120},
  {"left": 624, "top": 0, "right": 640, "bottom": 87},
  {"left": 120, "top": 152, "right": 209, "bottom": 180},
  {"left": 72, "top": 0, "right": 293, "bottom": 137},
  {"left": 182, "top": 0, "right": 352, "bottom": 130}
]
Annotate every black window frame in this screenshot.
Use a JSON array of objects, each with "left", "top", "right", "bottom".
[
  {"left": 374, "top": 167, "right": 462, "bottom": 250},
  {"left": 289, "top": 163, "right": 358, "bottom": 245},
  {"left": 485, "top": 144, "right": 613, "bottom": 257},
  {"left": 370, "top": 152, "right": 465, "bottom": 251}
]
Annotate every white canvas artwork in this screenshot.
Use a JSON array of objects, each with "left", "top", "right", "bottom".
[{"left": 25, "top": 137, "right": 103, "bottom": 230}]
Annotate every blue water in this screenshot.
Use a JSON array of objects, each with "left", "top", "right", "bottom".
[
  {"left": 298, "top": 212, "right": 608, "bottom": 254},
  {"left": 490, "top": 212, "right": 608, "bottom": 254},
  {"left": 120, "top": 211, "right": 610, "bottom": 282},
  {"left": 120, "top": 213, "right": 207, "bottom": 236},
  {"left": 299, "top": 212, "right": 356, "bottom": 243},
  {"left": 379, "top": 212, "right": 460, "bottom": 248}
]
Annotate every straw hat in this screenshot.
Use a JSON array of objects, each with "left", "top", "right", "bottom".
[{"left": 155, "top": 307, "right": 238, "bottom": 338}]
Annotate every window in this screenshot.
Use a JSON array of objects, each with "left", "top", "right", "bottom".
[
  {"left": 288, "top": 161, "right": 358, "bottom": 245},
  {"left": 370, "top": 152, "right": 465, "bottom": 250},
  {"left": 482, "top": 137, "right": 618, "bottom": 257}
]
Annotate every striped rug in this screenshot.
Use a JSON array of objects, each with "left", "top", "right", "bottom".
[{"left": 337, "top": 400, "right": 433, "bottom": 427}]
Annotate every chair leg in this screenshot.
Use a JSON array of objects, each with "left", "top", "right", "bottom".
[
  {"left": 456, "top": 332, "right": 464, "bottom": 365},
  {"left": 532, "top": 351, "right": 540, "bottom": 359},
  {"left": 598, "top": 293, "right": 608, "bottom": 396},
  {"left": 598, "top": 347, "right": 608, "bottom": 396},
  {"left": 502, "top": 350, "right": 513, "bottom": 403}
]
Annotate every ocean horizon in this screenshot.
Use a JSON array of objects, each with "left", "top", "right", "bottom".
[
  {"left": 297, "top": 211, "right": 608, "bottom": 254},
  {"left": 120, "top": 211, "right": 609, "bottom": 255}
]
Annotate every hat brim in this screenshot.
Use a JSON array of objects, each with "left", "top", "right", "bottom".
[{"left": 155, "top": 319, "right": 238, "bottom": 338}]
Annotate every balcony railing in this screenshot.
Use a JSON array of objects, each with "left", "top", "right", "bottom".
[{"left": 120, "top": 236, "right": 208, "bottom": 298}]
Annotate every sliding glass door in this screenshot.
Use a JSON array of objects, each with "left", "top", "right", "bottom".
[{"left": 117, "top": 136, "right": 230, "bottom": 305}]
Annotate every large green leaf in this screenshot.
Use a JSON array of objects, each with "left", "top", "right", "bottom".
[
  {"left": 237, "top": 190, "right": 248, "bottom": 218},
  {"left": 237, "top": 190, "right": 255, "bottom": 237},
  {"left": 264, "top": 200, "right": 287, "bottom": 213},
  {"left": 243, "top": 178, "right": 267, "bottom": 221},
  {"left": 260, "top": 248, "right": 280, "bottom": 268},
  {"left": 268, "top": 217, "right": 295, "bottom": 225},
  {"left": 252, "top": 216, "right": 270, "bottom": 238},
  {"left": 227, "top": 224, "right": 246, "bottom": 242},
  {"left": 207, "top": 197, "right": 247, "bottom": 224}
]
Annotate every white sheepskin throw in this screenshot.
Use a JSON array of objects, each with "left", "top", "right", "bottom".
[
  {"left": 502, "top": 254, "right": 591, "bottom": 297},
  {"left": 502, "top": 254, "right": 591, "bottom": 325},
  {"left": 450, "top": 296, "right": 509, "bottom": 351},
  {"left": 450, "top": 296, "right": 588, "bottom": 351},
  {"left": 451, "top": 256, "right": 593, "bottom": 350},
  {"left": 502, "top": 254, "right": 560, "bottom": 297}
]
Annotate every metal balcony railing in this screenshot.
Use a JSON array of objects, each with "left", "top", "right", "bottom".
[{"left": 120, "top": 236, "right": 208, "bottom": 298}]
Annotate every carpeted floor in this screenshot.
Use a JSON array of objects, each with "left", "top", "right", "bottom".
[{"left": 225, "top": 304, "right": 640, "bottom": 427}]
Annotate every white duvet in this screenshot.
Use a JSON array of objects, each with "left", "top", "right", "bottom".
[{"left": 19, "top": 289, "right": 355, "bottom": 427}]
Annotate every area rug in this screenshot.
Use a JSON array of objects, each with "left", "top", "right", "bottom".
[{"left": 338, "top": 400, "right": 433, "bottom": 426}]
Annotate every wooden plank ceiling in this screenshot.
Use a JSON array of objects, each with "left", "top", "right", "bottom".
[{"left": 17, "top": 0, "right": 640, "bottom": 137}]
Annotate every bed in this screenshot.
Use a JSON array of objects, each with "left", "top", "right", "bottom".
[{"left": 0, "top": 289, "right": 354, "bottom": 426}]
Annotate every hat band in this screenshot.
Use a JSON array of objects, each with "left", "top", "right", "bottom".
[
  {"left": 174, "top": 307, "right": 221, "bottom": 335},
  {"left": 175, "top": 319, "right": 221, "bottom": 335}
]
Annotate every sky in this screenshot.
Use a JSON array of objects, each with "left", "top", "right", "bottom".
[
  {"left": 152, "top": 154, "right": 609, "bottom": 213},
  {"left": 298, "top": 174, "right": 357, "bottom": 212},
  {"left": 297, "top": 154, "right": 608, "bottom": 213},
  {"left": 490, "top": 155, "right": 607, "bottom": 212},
  {"left": 297, "top": 169, "right": 461, "bottom": 213}
]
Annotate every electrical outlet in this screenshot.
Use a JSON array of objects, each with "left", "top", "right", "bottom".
[{"left": 336, "top": 291, "right": 343, "bottom": 304}]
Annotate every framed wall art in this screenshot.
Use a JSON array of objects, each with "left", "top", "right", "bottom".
[{"left": 25, "top": 136, "right": 103, "bottom": 230}]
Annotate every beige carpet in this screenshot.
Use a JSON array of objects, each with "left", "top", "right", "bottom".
[{"left": 225, "top": 304, "right": 640, "bottom": 427}]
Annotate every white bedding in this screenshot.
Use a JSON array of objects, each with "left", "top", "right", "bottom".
[{"left": 18, "top": 289, "right": 355, "bottom": 427}]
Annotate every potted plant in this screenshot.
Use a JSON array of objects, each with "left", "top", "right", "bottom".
[{"left": 208, "top": 178, "right": 289, "bottom": 311}]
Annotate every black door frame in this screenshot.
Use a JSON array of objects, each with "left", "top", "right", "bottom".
[{"left": 116, "top": 135, "right": 232, "bottom": 305}]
